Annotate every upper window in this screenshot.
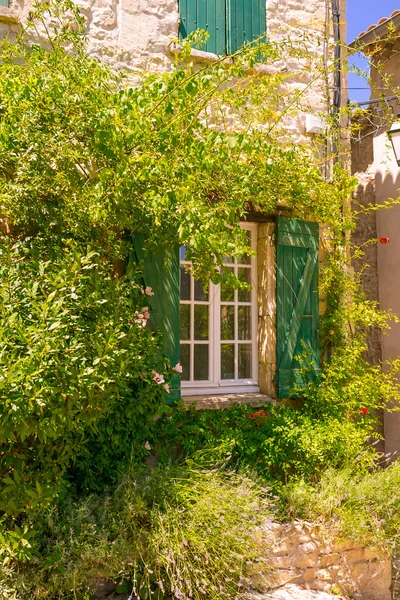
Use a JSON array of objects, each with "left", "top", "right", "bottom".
[
  {"left": 180, "top": 223, "right": 258, "bottom": 396},
  {"left": 178, "top": 0, "right": 267, "bottom": 55}
]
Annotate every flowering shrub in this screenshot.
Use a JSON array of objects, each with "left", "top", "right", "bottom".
[{"left": 0, "top": 238, "right": 168, "bottom": 544}]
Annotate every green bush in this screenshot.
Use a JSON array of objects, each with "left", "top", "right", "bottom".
[
  {"left": 152, "top": 401, "right": 377, "bottom": 485},
  {"left": 0, "top": 237, "right": 166, "bottom": 547},
  {"left": 4, "top": 459, "right": 271, "bottom": 600}
]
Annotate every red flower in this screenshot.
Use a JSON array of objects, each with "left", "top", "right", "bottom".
[
  {"left": 249, "top": 409, "right": 267, "bottom": 421},
  {"left": 361, "top": 407, "right": 368, "bottom": 415},
  {"left": 379, "top": 237, "right": 390, "bottom": 244}
]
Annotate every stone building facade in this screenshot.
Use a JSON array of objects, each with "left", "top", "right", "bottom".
[{"left": 0, "top": 0, "right": 346, "bottom": 402}]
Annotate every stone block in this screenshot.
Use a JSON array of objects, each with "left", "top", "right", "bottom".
[
  {"left": 316, "top": 569, "right": 333, "bottom": 583},
  {"left": 303, "top": 569, "right": 316, "bottom": 583},
  {"left": 318, "top": 553, "right": 340, "bottom": 568},
  {"left": 363, "top": 547, "right": 387, "bottom": 561},
  {"left": 292, "top": 552, "right": 319, "bottom": 570},
  {"left": 326, "top": 565, "right": 343, "bottom": 581},
  {"left": 349, "top": 560, "right": 392, "bottom": 600},
  {"left": 267, "top": 570, "right": 302, "bottom": 589},
  {"left": 269, "top": 555, "right": 293, "bottom": 570},
  {"left": 297, "top": 541, "right": 319, "bottom": 555},
  {"left": 342, "top": 548, "right": 365, "bottom": 564},
  {"left": 0, "top": 6, "right": 19, "bottom": 22},
  {"left": 271, "top": 541, "right": 296, "bottom": 557},
  {"left": 285, "top": 533, "right": 312, "bottom": 545},
  {"left": 333, "top": 540, "right": 360, "bottom": 553}
]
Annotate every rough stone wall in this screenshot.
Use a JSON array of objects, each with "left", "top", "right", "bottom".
[
  {"left": 258, "top": 223, "right": 277, "bottom": 398},
  {"left": 351, "top": 123, "right": 382, "bottom": 367},
  {"left": 249, "top": 520, "right": 392, "bottom": 600},
  {"left": 0, "top": 1, "right": 343, "bottom": 107},
  {"left": 266, "top": 0, "right": 347, "bottom": 146},
  {"left": 357, "top": 38, "right": 400, "bottom": 457},
  {"left": 0, "top": 0, "right": 179, "bottom": 74}
]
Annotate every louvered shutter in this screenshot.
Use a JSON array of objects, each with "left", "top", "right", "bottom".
[
  {"left": 179, "top": 0, "right": 266, "bottom": 55},
  {"left": 276, "top": 217, "right": 320, "bottom": 399},
  {"left": 227, "top": 0, "right": 266, "bottom": 53},
  {"left": 179, "top": 0, "right": 227, "bottom": 55},
  {"left": 130, "top": 236, "right": 181, "bottom": 403}
]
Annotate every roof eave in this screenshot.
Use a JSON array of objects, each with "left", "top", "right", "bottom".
[{"left": 350, "top": 12, "right": 400, "bottom": 51}]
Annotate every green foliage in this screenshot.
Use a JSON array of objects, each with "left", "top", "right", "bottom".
[
  {"left": 0, "top": 237, "right": 166, "bottom": 544},
  {"left": 3, "top": 460, "right": 271, "bottom": 600},
  {"left": 152, "top": 401, "right": 377, "bottom": 486},
  {"left": 0, "top": 1, "right": 352, "bottom": 282},
  {"left": 1, "top": 0, "right": 400, "bottom": 576},
  {"left": 282, "top": 461, "right": 400, "bottom": 553}
]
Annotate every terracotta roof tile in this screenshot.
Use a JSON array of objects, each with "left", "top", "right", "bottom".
[{"left": 357, "top": 10, "right": 400, "bottom": 39}]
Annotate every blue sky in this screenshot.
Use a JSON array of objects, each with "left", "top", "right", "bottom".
[{"left": 346, "top": 1, "right": 400, "bottom": 102}]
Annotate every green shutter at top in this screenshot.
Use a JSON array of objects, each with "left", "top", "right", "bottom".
[
  {"left": 0, "top": 0, "right": 9, "bottom": 6},
  {"left": 276, "top": 217, "right": 320, "bottom": 399},
  {"left": 179, "top": 0, "right": 227, "bottom": 55},
  {"left": 130, "top": 236, "right": 181, "bottom": 403},
  {"left": 227, "top": 0, "right": 266, "bottom": 53},
  {"left": 179, "top": 0, "right": 266, "bottom": 55}
]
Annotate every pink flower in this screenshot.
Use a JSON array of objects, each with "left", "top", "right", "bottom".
[
  {"left": 144, "top": 441, "right": 151, "bottom": 451},
  {"left": 143, "top": 309, "right": 150, "bottom": 319},
  {"left": 152, "top": 370, "right": 165, "bottom": 385},
  {"left": 361, "top": 407, "right": 368, "bottom": 415},
  {"left": 142, "top": 286, "right": 154, "bottom": 296},
  {"left": 173, "top": 363, "right": 183, "bottom": 374},
  {"left": 163, "top": 383, "right": 170, "bottom": 393}
]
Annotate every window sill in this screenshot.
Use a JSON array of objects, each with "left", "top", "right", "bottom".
[
  {"left": 169, "top": 43, "right": 278, "bottom": 76},
  {"left": 182, "top": 392, "right": 275, "bottom": 410},
  {"left": 0, "top": 6, "right": 20, "bottom": 22}
]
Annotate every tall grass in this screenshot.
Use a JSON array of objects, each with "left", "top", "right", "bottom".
[
  {"left": 282, "top": 460, "right": 400, "bottom": 552},
  {"left": 5, "top": 457, "right": 272, "bottom": 600}
]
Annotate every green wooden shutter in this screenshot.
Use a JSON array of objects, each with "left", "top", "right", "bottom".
[
  {"left": 276, "top": 217, "right": 320, "bottom": 399},
  {"left": 179, "top": 0, "right": 227, "bottom": 55},
  {"left": 227, "top": 0, "right": 266, "bottom": 53},
  {"left": 0, "top": 0, "right": 9, "bottom": 6},
  {"left": 130, "top": 236, "right": 181, "bottom": 403}
]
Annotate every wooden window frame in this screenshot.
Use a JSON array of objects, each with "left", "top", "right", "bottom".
[{"left": 181, "top": 222, "right": 259, "bottom": 396}]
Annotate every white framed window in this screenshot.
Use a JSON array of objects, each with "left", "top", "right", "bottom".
[{"left": 180, "top": 223, "right": 258, "bottom": 396}]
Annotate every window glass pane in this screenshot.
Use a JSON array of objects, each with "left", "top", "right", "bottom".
[
  {"left": 180, "top": 344, "right": 190, "bottom": 381},
  {"left": 238, "top": 306, "right": 251, "bottom": 340},
  {"left": 180, "top": 304, "right": 190, "bottom": 340},
  {"left": 238, "top": 267, "right": 252, "bottom": 302},
  {"left": 221, "top": 305, "right": 235, "bottom": 340},
  {"left": 221, "top": 266, "right": 235, "bottom": 302},
  {"left": 180, "top": 246, "right": 188, "bottom": 261},
  {"left": 180, "top": 266, "right": 190, "bottom": 300},
  {"left": 238, "top": 344, "right": 252, "bottom": 379},
  {"left": 194, "top": 279, "right": 209, "bottom": 302},
  {"left": 194, "top": 344, "right": 209, "bottom": 380},
  {"left": 194, "top": 305, "right": 209, "bottom": 340},
  {"left": 221, "top": 344, "right": 235, "bottom": 379}
]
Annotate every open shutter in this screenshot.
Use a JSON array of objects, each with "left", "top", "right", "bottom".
[
  {"left": 179, "top": 0, "right": 227, "bottom": 55},
  {"left": 227, "top": 0, "right": 266, "bottom": 53},
  {"left": 276, "top": 217, "right": 320, "bottom": 398},
  {"left": 131, "top": 236, "right": 180, "bottom": 403}
]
